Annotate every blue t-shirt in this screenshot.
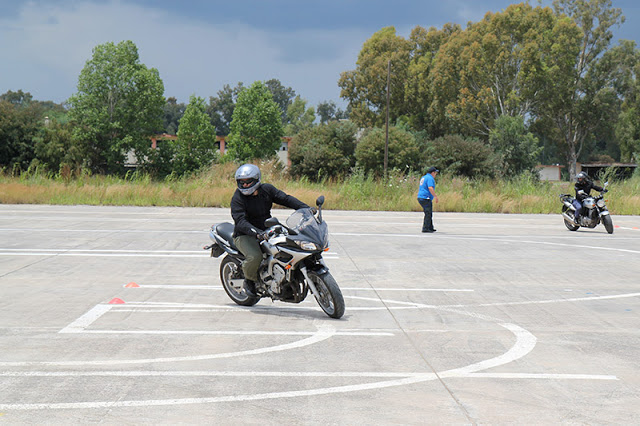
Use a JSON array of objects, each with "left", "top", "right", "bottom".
[{"left": 418, "top": 173, "right": 435, "bottom": 200}]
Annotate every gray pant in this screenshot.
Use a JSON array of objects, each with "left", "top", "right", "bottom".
[{"left": 233, "top": 235, "right": 262, "bottom": 281}]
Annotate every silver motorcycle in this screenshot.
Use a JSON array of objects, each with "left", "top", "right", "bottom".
[
  {"left": 204, "top": 196, "right": 345, "bottom": 319},
  {"left": 560, "top": 182, "right": 613, "bottom": 234}
]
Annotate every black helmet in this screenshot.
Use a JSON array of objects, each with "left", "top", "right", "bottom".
[
  {"left": 576, "top": 171, "right": 588, "bottom": 184},
  {"left": 235, "top": 164, "right": 261, "bottom": 195}
]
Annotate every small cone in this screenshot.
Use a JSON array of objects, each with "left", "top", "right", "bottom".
[
  {"left": 108, "top": 298, "right": 125, "bottom": 304},
  {"left": 124, "top": 282, "right": 139, "bottom": 288}
]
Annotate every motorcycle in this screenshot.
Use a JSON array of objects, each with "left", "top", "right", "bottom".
[
  {"left": 204, "top": 195, "right": 345, "bottom": 319},
  {"left": 559, "top": 181, "right": 613, "bottom": 234}
]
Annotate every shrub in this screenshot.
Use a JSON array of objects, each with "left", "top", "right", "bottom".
[
  {"left": 427, "top": 134, "right": 499, "bottom": 178},
  {"left": 355, "top": 126, "right": 422, "bottom": 176},
  {"left": 288, "top": 121, "right": 358, "bottom": 181}
]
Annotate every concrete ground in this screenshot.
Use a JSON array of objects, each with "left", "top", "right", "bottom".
[{"left": 0, "top": 204, "right": 638, "bottom": 424}]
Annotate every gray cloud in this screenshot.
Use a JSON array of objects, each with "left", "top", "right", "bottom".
[{"left": 0, "top": 0, "right": 367, "bottom": 106}]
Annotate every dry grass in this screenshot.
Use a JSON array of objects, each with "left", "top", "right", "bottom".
[{"left": 1, "top": 163, "right": 638, "bottom": 215}]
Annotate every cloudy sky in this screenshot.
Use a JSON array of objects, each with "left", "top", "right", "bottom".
[{"left": 1, "top": 0, "right": 639, "bottom": 108}]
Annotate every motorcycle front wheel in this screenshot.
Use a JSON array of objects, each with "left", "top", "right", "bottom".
[
  {"left": 602, "top": 215, "right": 614, "bottom": 234},
  {"left": 220, "top": 256, "right": 260, "bottom": 306},
  {"left": 308, "top": 271, "right": 345, "bottom": 319}
]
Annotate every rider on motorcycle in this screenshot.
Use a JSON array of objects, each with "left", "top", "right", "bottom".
[
  {"left": 230, "top": 164, "right": 309, "bottom": 296},
  {"left": 573, "top": 171, "right": 605, "bottom": 219}
]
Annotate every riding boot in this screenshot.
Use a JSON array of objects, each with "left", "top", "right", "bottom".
[{"left": 244, "top": 279, "right": 257, "bottom": 297}]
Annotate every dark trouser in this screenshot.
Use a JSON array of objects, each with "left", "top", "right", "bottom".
[
  {"left": 233, "top": 235, "right": 262, "bottom": 281},
  {"left": 418, "top": 198, "right": 434, "bottom": 232},
  {"left": 572, "top": 199, "right": 582, "bottom": 219}
]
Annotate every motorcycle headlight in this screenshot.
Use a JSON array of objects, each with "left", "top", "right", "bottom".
[
  {"left": 596, "top": 199, "right": 605, "bottom": 208},
  {"left": 295, "top": 240, "right": 319, "bottom": 251}
]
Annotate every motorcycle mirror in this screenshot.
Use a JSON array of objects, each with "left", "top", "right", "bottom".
[
  {"left": 316, "top": 195, "right": 325, "bottom": 207},
  {"left": 264, "top": 217, "right": 280, "bottom": 228},
  {"left": 604, "top": 181, "right": 609, "bottom": 187}
]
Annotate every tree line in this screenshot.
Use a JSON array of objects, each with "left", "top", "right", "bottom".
[{"left": 1, "top": 0, "right": 638, "bottom": 181}]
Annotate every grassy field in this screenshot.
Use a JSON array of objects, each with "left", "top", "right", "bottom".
[{"left": 1, "top": 161, "right": 638, "bottom": 215}]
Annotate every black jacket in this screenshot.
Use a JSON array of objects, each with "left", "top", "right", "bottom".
[
  {"left": 575, "top": 179, "right": 603, "bottom": 201},
  {"left": 231, "top": 183, "right": 309, "bottom": 238}
]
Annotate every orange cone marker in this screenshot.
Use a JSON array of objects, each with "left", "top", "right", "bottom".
[
  {"left": 124, "top": 282, "right": 139, "bottom": 288},
  {"left": 108, "top": 298, "right": 125, "bottom": 304}
]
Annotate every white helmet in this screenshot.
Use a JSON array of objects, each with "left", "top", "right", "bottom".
[{"left": 235, "top": 164, "right": 261, "bottom": 195}]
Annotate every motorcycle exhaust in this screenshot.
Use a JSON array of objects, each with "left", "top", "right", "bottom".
[{"left": 562, "top": 212, "right": 578, "bottom": 226}]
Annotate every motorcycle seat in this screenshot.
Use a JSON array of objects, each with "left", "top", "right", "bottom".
[{"left": 215, "top": 222, "right": 239, "bottom": 251}]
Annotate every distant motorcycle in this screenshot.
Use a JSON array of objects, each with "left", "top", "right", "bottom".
[
  {"left": 559, "top": 182, "right": 613, "bottom": 234},
  {"left": 204, "top": 195, "right": 345, "bottom": 319}
]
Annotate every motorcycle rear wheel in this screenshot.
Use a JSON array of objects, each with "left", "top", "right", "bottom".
[
  {"left": 220, "top": 256, "right": 260, "bottom": 306},
  {"left": 602, "top": 215, "right": 614, "bottom": 234},
  {"left": 564, "top": 219, "right": 579, "bottom": 231},
  {"left": 308, "top": 271, "right": 345, "bottom": 319}
]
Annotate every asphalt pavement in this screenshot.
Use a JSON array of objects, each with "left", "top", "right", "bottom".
[{"left": 0, "top": 204, "right": 639, "bottom": 424}]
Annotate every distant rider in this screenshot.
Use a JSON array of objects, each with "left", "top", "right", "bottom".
[
  {"left": 231, "top": 164, "right": 309, "bottom": 296},
  {"left": 573, "top": 171, "right": 605, "bottom": 220}
]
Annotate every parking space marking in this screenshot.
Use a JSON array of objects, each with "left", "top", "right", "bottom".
[
  {"left": 0, "top": 320, "right": 616, "bottom": 411},
  {"left": 0, "top": 325, "right": 340, "bottom": 367},
  {"left": 125, "top": 284, "right": 472, "bottom": 292},
  {"left": 0, "top": 248, "right": 339, "bottom": 259}
]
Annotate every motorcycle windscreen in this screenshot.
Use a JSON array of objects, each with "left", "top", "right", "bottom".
[{"left": 286, "top": 208, "right": 329, "bottom": 248}]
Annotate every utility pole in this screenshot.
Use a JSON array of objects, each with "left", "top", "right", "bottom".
[{"left": 384, "top": 59, "right": 391, "bottom": 179}]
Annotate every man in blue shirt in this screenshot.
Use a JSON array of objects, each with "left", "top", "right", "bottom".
[{"left": 417, "top": 166, "right": 439, "bottom": 233}]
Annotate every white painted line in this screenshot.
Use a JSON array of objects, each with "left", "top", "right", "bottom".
[
  {"left": 0, "top": 371, "right": 431, "bottom": 378},
  {"left": 332, "top": 232, "right": 640, "bottom": 254},
  {"left": 0, "top": 371, "right": 616, "bottom": 380},
  {"left": 124, "top": 284, "right": 471, "bottom": 292},
  {"left": 344, "top": 287, "right": 473, "bottom": 292},
  {"left": 463, "top": 373, "right": 617, "bottom": 380},
  {"left": 1, "top": 325, "right": 339, "bottom": 367},
  {"left": 58, "top": 304, "right": 112, "bottom": 334},
  {"left": 0, "top": 248, "right": 204, "bottom": 254},
  {"left": 442, "top": 292, "right": 640, "bottom": 308},
  {"left": 71, "top": 330, "right": 393, "bottom": 336},
  {"left": 0, "top": 249, "right": 338, "bottom": 259},
  {"left": 0, "top": 228, "right": 205, "bottom": 234},
  {"left": 441, "top": 323, "right": 536, "bottom": 376},
  {"left": 0, "top": 252, "right": 208, "bottom": 258},
  {"left": 1, "top": 322, "right": 611, "bottom": 412}
]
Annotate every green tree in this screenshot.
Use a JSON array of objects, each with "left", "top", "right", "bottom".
[
  {"left": 0, "top": 97, "right": 40, "bottom": 170},
  {"left": 265, "top": 78, "right": 296, "bottom": 123},
  {"left": 355, "top": 127, "right": 422, "bottom": 175},
  {"left": 489, "top": 115, "right": 542, "bottom": 177},
  {"left": 610, "top": 40, "right": 640, "bottom": 162},
  {"left": 33, "top": 118, "right": 82, "bottom": 171},
  {"left": 339, "top": 27, "right": 412, "bottom": 128},
  {"left": 543, "top": 0, "right": 625, "bottom": 179},
  {"left": 0, "top": 90, "right": 33, "bottom": 106},
  {"left": 316, "top": 100, "right": 348, "bottom": 123},
  {"left": 288, "top": 120, "right": 358, "bottom": 180},
  {"left": 227, "top": 81, "right": 284, "bottom": 161},
  {"left": 207, "top": 82, "right": 244, "bottom": 136},
  {"left": 432, "top": 3, "right": 581, "bottom": 137},
  {"left": 68, "top": 40, "right": 165, "bottom": 173},
  {"left": 172, "top": 95, "right": 217, "bottom": 175},
  {"left": 163, "top": 97, "right": 185, "bottom": 135},
  {"left": 405, "top": 23, "right": 460, "bottom": 137},
  {"left": 284, "top": 96, "right": 316, "bottom": 136}
]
